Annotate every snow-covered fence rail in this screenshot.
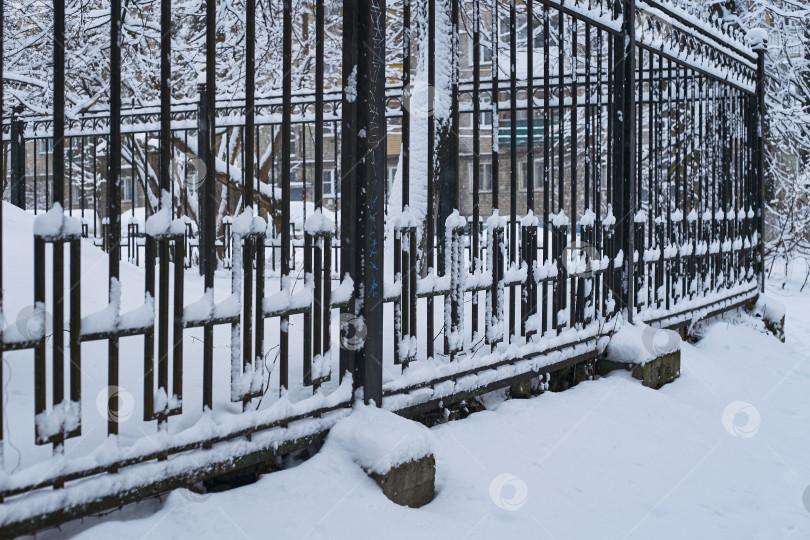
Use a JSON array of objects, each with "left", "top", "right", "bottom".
[{"left": 0, "top": 0, "right": 766, "bottom": 534}]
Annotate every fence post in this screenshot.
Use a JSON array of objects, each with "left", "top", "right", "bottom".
[
  {"left": 754, "top": 42, "right": 766, "bottom": 293},
  {"left": 339, "top": 0, "right": 358, "bottom": 388},
  {"left": 197, "top": 82, "right": 212, "bottom": 278},
  {"left": 340, "top": 0, "right": 386, "bottom": 406},
  {"left": 10, "top": 106, "right": 25, "bottom": 210},
  {"left": 611, "top": 0, "right": 636, "bottom": 320}
]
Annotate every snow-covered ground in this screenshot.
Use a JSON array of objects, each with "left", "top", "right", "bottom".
[{"left": 29, "top": 266, "right": 810, "bottom": 539}]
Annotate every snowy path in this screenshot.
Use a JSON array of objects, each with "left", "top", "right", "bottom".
[{"left": 39, "top": 276, "right": 810, "bottom": 539}]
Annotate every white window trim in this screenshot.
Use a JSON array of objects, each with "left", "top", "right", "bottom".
[
  {"left": 322, "top": 168, "right": 336, "bottom": 197},
  {"left": 467, "top": 36, "right": 493, "bottom": 67},
  {"left": 39, "top": 139, "right": 53, "bottom": 155},
  {"left": 469, "top": 162, "right": 494, "bottom": 193}
]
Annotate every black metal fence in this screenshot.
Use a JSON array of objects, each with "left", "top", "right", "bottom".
[{"left": 0, "top": 0, "right": 764, "bottom": 534}]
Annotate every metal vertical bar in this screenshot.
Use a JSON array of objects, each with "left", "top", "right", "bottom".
[
  {"left": 173, "top": 238, "right": 184, "bottom": 405},
  {"left": 34, "top": 133, "right": 38, "bottom": 215},
  {"left": 93, "top": 135, "right": 97, "bottom": 237},
  {"left": 522, "top": 0, "right": 536, "bottom": 336},
  {"left": 304, "top": 233, "right": 313, "bottom": 384},
  {"left": 488, "top": 0, "right": 502, "bottom": 348},
  {"left": 10, "top": 111, "right": 25, "bottom": 209},
  {"left": 706, "top": 79, "right": 719, "bottom": 289},
  {"left": 492, "top": 0, "right": 499, "bottom": 217},
  {"left": 697, "top": 73, "right": 704, "bottom": 294},
  {"left": 315, "top": 0, "right": 324, "bottom": 209},
  {"left": 52, "top": 249, "right": 64, "bottom": 446},
  {"left": 144, "top": 237, "right": 155, "bottom": 421},
  {"left": 157, "top": 0, "right": 172, "bottom": 427},
  {"left": 69, "top": 239, "right": 81, "bottom": 426},
  {"left": 202, "top": 0, "right": 217, "bottom": 410},
  {"left": 321, "top": 232, "right": 329, "bottom": 375},
  {"left": 395, "top": 0, "right": 410, "bottom": 363},
  {"left": 69, "top": 137, "right": 73, "bottom": 215},
  {"left": 158, "top": 236, "right": 170, "bottom": 419},
  {"left": 34, "top": 238, "right": 46, "bottom": 434},
  {"left": 80, "top": 134, "right": 86, "bottom": 226},
  {"left": 394, "top": 227, "right": 402, "bottom": 363},
  {"left": 107, "top": 0, "right": 122, "bottom": 436},
  {"left": 360, "top": 0, "right": 385, "bottom": 404},
  {"left": 542, "top": 3, "right": 550, "bottom": 333},
  {"left": 312, "top": 0, "right": 325, "bottom": 382},
  {"left": 449, "top": 0, "right": 460, "bottom": 354},
  {"left": 136, "top": 133, "right": 141, "bottom": 220},
  {"left": 340, "top": 0, "right": 359, "bottom": 383},
  {"left": 45, "top": 134, "right": 50, "bottom": 210},
  {"left": 570, "top": 16, "right": 578, "bottom": 328},
  {"left": 254, "top": 232, "right": 264, "bottom": 369},
  {"left": 688, "top": 67, "right": 696, "bottom": 296},
  {"left": 0, "top": 0, "right": 4, "bottom": 470},
  {"left": 614, "top": 0, "right": 635, "bottom": 319},
  {"left": 665, "top": 56, "right": 672, "bottom": 310},
  {"left": 408, "top": 226, "right": 417, "bottom": 361},
  {"left": 508, "top": 0, "right": 517, "bottom": 338},
  {"left": 242, "top": 0, "right": 256, "bottom": 387},
  {"left": 584, "top": 23, "right": 591, "bottom": 213},
  {"left": 584, "top": 21, "right": 593, "bottom": 315},
  {"left": 554, "top": 9, "right": 563, "bottom": 329},
  {"left": 54, "top": 0, "right": 64, "bottom": 208},
  {"left": 245, "top": 12, "right": 255, "bottom": 213},
  {"left": 471, "top": 0, "right": 480, "bottom": 340},
  {"left": 426, "top": 0, "right": 435, "bottom": 360},
  {"left": 280, "top": 0, "right": 292, "bottom": 393},
  {"left": 755, "top": 45, "right": 765, "bottom": 292}
]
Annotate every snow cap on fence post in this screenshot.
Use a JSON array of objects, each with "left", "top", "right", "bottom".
[{"left": 746, "top": 28, "right": 768, "bottom": 51}]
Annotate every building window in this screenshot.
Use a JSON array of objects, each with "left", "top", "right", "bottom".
[
  {"left": 322, "top": 169, "right": 335, "bottom": 196},
  {"left": 498, "top": 15, "right": 551, "bottom": 50},
  {"left": 39, "top": 139, "right": 53, "bottom": 154},
  {"left": 470, "top": 162, "right": 493, "bottom": 192},
  {"left": 289, "top": 127, "right": 297, "bottom": 157},
  {"left": 482, "top": 43, "right": 493, "bottom": 63},
  {"left": 120, "top": 175, "right": 134, "bottom": 202},
  {"left": 518, "top": 160, "right": 543, "bottom": 191},
  {"left": 480, "top": 110, "right": 493, "bottom": 129},
  {"left": 468, "top": 37, "right": 493, "bottom": 66},
  {"left": 290, "top": 170, "right": 305, "bottom": 202}
]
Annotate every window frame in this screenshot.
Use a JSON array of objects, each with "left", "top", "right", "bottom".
[{"left": 470, "top": 162, "right": 494, "bottom": 193}]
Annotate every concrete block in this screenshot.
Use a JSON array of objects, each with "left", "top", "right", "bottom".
[
  {"left": 368, "top": 455, "right": 436, "bottom": 508},
  {"left": 598, "top": 349, "right": 681, "bottom": 389}
]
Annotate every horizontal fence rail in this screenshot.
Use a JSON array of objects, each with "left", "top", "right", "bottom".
[{"left": 0, "top": 0, "right": 764, "bottom": 534}]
